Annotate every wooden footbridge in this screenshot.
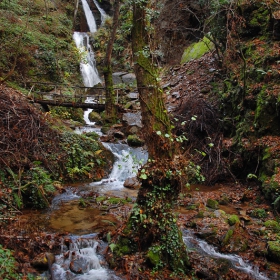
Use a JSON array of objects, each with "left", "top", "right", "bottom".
[{"left": 28, "top": 82, "right": 124, "bottom": 111}]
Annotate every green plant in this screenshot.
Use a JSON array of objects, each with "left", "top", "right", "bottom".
[
  {"left": 251, "top": 208, "right": 268, "bottom": 219},
  {"left": 0, "top": 245, "right": 21, "bottom": 280}
]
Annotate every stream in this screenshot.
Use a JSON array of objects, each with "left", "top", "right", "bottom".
[{"left": 43, "top": 134, "right": 270, "bottom": 279}]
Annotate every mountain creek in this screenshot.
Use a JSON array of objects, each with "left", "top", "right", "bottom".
[{"left": 2, "top": 140, "right": 280, "bottom": 279}]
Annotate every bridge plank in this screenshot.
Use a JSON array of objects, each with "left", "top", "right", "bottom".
[{"left": 33, "top": 99, "right": 105, "bottom": 111}]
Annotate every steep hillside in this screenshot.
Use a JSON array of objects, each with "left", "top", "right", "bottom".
[{"left": 0, "top": 0, "right": 81, "bottom": 88}]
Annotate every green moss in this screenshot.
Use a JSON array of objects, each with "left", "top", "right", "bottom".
[
  {"left": 206, "top": 198, "right": 219, "bottom": 209},
  {"left": 228, "top": 214, "right": 240, "bottom": 226},
  {"left": 264, "top": 220, "right": 280, "bottom": 230},
  {"left": 96, "top": 196, "right": 106, "bottom": 203},
  {"left": 84, "top": 131, "right": 100, "bottom": 140},
  {"left": 223, "top": 229, "right": 234, "bottom": 245},
  {"left": 186, "top": 204, "right": 197, "bottom": 210},
  {"left": 197, "top": 211, "right": 204, "bottom": 218},
  {"left": 147, "top": 245, "right": 162, "bottom": 267},
  {"left": 181, "top": 36, "right": 214, "bottom": 64},
  {"left": 267, "top": 241, "right": 280, "bottom": 263},
  {"left": 88, "top": 111, "right": 102, "bottom": 124}
]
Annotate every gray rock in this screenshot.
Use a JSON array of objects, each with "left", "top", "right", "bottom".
[
  {"left": 122, "top": 111, "right": 142, "bottom": 127},
  {"left": 121, "top": 73, "right": 136, "bottom": 85},
  {"left": 112, "top": 72, "right": 127, "bottom": 84},
  {"left": 124, "top": 177, "right": 141, "bottom": 189}
]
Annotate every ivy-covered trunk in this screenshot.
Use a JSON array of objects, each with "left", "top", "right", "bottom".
[
  {"left": 103, "top": 0, "right": 121, "bottom": 122},
  {"left": 108, "top": 0, "right": 190, "bottom": 276}
]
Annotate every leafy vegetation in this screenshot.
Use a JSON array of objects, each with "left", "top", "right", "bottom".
[
  {"left": 0, "top": 245, "right": 21, "bottom": 280},
  {"left": 0, "top": 0, "right": 81, "bottom": 86}
]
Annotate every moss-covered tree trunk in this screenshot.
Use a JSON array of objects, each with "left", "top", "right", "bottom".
[
  {"left": 103, "top": 0, "right": 121, "bottom": 122},
  {"left": 109, "top": 0, "right": 189, "bottom": 276}
]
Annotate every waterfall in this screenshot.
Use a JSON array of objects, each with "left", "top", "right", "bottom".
[
  {"left": 81, "top": 0, "right": 97, "bottom": 33},
  {"left": 92, "top": 0, "right": 107, "bottom": 25},
  {"left": 73, "top": 0, "right": 102, "bottom": 87}
]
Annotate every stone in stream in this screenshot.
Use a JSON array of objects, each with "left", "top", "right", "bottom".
[{"left": 124, "top": 177, "right": 141, "bottom": 189}]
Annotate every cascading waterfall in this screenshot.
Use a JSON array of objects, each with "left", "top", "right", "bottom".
[
  {"left": 81, "top": 0, "right": 97, "bottom": 33},
  {"left": 92, "top": 0, "right": 107, "bottom": 25},
  {"left": 73, "top": 0, "right": 101, "bottom": 88},
  {"left": 73, "top": 32, "right": 101, "bottom": 87}
]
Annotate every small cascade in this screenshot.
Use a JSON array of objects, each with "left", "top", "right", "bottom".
[
  {"left": 92, "top": 0, "right": 107, "bottom": 25},
  {"left": 51, "top": 235, "right": 122, "bottom": 280},
  {"left": 183, "top": 231, "right": 269, "bottom": 280},
  {"left": 89, "top": 143, "right": 148, "bottom": 192},
  {"left": 73, "top": 32, "right": 101, "bottom": 87}
]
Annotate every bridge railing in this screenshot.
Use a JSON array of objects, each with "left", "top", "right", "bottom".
[
  {"left": 28, "top": 82, "right": 107, "bottom": 104},
  {"left": 27, "top": 82, "right": 128, "bottom": 105}
]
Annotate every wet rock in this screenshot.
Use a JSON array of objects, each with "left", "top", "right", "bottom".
[
  {"left": 127, "top": 134, "right": 144, "bottom": 147},
  {"left": 69, "top": 258, "right": 84, "bottom": 274},
  {"left": 31, "top": 252, "right": 50, "bottom": 270},
  {"left": 124, "top": 177, "right": 141, "bottom": 189},
  {"left": 113, "top": 130, "right": 125, "bottom": 139},
  {"left": 196, "top": 229, "right": 217, "bottom": 240}
]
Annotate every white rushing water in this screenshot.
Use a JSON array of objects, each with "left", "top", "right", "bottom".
[
  {"left": 92, "top": 0, "right": 107, "bottom": 25},
  {"left": 81, "top": 0, "right": 97, "bottom": 33},
  {"left": 183, "top": 231, "right": 269, "bottom": 280},
  {"left": 89, "top": 142, "right": 148, "bottom": 192},
  {"left": 73, "top": 32, "right": 101, "bottom": 87},
  {"left": 50, "top": 235, "right": 122, "bottom": 280},
  {"left": 73, "top": 0, "right": 102, "bottom": 87}
]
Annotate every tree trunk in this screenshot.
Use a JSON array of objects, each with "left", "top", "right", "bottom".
[
  {"left": 108, "top": 0, "right": 190, "bottom": 276},
  {"left": 104, "top": 0, "right": 121, "bottom": 122},
  {"left": 131, "top": 0, "right": 173, "bottom": 160}
]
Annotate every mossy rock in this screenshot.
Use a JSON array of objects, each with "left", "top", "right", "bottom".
[
  {"left": 101, "top": 124, "right": 111, "bottom": 134},
  {"left": 127, "top": 134, "right": 144, "bottom": 147},
  {"left": 84, "top": 131, "right": 100, "bottom": 140},
  {"left": 181, "top": 36, "right": 214, "bottom": 64},
  {"left": 206, "top": 198, "right": 219, "bottom": 209},
  {"left": 264, "top": 220, "right": 280, "bottom": 231},
  {"left": 88, "top": 111, "right": 102, "bottom": 124},
  {"left": 228, "top": 214, "right": 240, "bottom": 226},
  {"left": 267, "top": 241, "right": 280, "bottom": 263}
]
